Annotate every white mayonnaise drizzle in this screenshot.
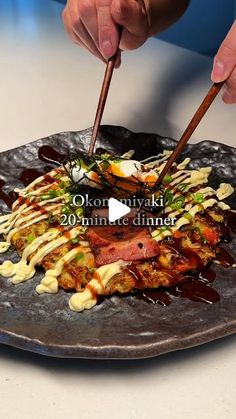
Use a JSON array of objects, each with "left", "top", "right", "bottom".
[
  {"left": 69, "top": 260, "right": 127, "bottom": 312},
  {"left": 0, "top": 226, "right": 84, "bottom": 283},
  {"left": 0, "top": 165, "right": 83, "bottom": 285},
  {"left": 151, "top": 165, "right": 233, "bottom": 242},
  {"left": 216, "top": 183, "right": 234, "bottom": 201}
]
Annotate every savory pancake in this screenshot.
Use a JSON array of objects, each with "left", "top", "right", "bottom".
[{"left": 0, "top": 148, "right": 234, "bottom": 312}]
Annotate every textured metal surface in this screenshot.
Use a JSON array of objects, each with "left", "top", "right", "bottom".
[{"left": 0, "top": 126, "right": 235, "bottom": 359}]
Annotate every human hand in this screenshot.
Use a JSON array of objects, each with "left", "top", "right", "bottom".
[
  {"left": 211, "top": 20, "right": 236, "bottom": 104},
  {"left": 62, "top": 0, "right": 151, "bottom": 66}
]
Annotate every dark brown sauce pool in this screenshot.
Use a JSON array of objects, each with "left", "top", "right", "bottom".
[
  {"left": 225, "top": 210, "right": 236, "bottom": 234},
  {"left": 0, "top": 162, "right": 55, "bottom": 208},
  {"left": 19, "top": 169, "right": 44, "bottom": 187},
  {"left": 134, "top": 214, "right": 236, "bottom": 307},
  {"left": 0, "top": 145, "right": 66, "bottom": 208},
  {"left": 139, "top": 289, "right": 172, "bottom": 306},
  {"left": 137, "top": 268, "right": 219, "bottom": 306},
  {"left": 0, "top": 180, "right": 18, "bottom": 209},
  {"left": 38, "top": 145, "right": 67, "bottom": 165},
  {"left": 215, "top": 247, "right": 235, "bottom": 268}
]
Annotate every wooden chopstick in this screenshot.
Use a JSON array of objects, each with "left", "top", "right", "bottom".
[
  {"left": 88, "top": 28, "right": 122, "bottom": 156},
  {"left": 156, "top": 80, "right": 225, "bottom": 186}
]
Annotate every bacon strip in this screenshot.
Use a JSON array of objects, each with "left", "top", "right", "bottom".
[{"left": 86, "top": 225, "right": 160, "bottom": 266}]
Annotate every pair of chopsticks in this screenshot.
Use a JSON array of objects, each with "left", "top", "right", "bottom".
[{"left": 88, "top": 32, "right": 225, "bottom": 179}]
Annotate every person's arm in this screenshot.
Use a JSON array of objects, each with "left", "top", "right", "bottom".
[
  {"left": 62, "top": 0, "right": 190, "bottom": 63},
  {"left": 211, "top": 21, "right": 236, "bottom": 104}
]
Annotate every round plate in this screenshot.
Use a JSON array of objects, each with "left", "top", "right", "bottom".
[{"left": 0, "top": 126, "right": 235, "bottom": 359}]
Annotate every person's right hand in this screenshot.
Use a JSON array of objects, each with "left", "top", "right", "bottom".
[{"left": 62, "top": 0, "right": 151, "bottom": 65}]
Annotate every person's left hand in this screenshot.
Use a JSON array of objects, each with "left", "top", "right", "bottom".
[{"left": 211, "top": 20, "right": 236, "bottom": 104}]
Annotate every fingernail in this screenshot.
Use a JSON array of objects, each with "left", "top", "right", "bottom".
[
  {"left": 212, "top": 60, "right": 225, "bottom": 81},
  {"left": 101, "top": 40, "right": 113, "bottom": 59}
]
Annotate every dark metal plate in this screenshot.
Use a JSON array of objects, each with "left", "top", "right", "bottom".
[{"left": 0, "top": 126, "right": 235, "bottom": 359}]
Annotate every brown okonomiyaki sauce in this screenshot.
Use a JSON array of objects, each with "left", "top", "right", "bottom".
[
  {"left": 0, "top": 179, "right": 17, "bottom": 208},
  {"left": 225, "top": 209, "right": 236, "bottom": 233},
  {"left": 19, "top": 169, "right": 44, "bottom": 186},
  {"left": 0, "top": 147, "right": 63, "bottom": 208},
  {"left": 215, "top": 247, "right": 235, "bottom": 268},
  {"left": 19, "top": 165, "right": 58, "bottom": 186},
  {"left": 38, "top": 145, "right": 67, "bottom": 165},
  {"left": 136, "top": 268, "right": 219, "bottom": 306},
  {"left": 0, "top": 168, "right": 55, "bottom": 208},
  {"left": 132, "top": 234, "right": 235, "bottom": 306},
  {"left": 0, "top": 144, "right": 67, "bottom": 208},
  {"left": 133, "top": 210, "right": 235, "bottom": 306}
]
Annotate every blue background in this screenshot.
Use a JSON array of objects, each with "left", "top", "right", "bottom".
[{"left": 158, "top": 0, "right": 235, "bottom": 56}]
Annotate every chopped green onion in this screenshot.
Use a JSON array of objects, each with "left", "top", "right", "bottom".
[
  {"left": 170, "top": 195, "right": 185, "bottom": 210},
  {"left": 71, "top": 238, "right": 79, "bottom": 244},
  {"left": 164, "top": 189, "right": 174, "bottom": 206},
  {"left": 75, "top": 252, "right": 84, "bottom": 261},
  {"left": 87, "top": 161, "right": 97, "bottom": 171},
  {"left": 58, "top": 189, "right": 66, "bottom": 196},
  {"left": 76, "top": 207, "right": 83, "bottom": 216},
  {"left": 163, "top": 174, "right": 173, "bottom": 184},
  {"left": 99, "top": 153, "right": 110, "bottom": 160},
  {"left": 112, "top": 158, "right": 122, "bottom": 163},
  {"left": 192, "top": 192, "right": 204, "bottom": 204},
  {"left": 40, "top": 194, "right": 51, "bottom": 200},
  {"left": 76, "top": 158, "right": 87, "bottom": 169},
  {"left": 61, "top": 205, "right": 71, "bottom": 215},
  {"left": 67, "top": 195, "right": 73, "bottom": 203},
  {"left": 27, "top": 235, "right": 35, "bottom": 244},
  {"left": 183, "top": 212, "right": 193, "bottom": 220},
  {"left": 160, "top": 226, "right": 170, "bottom": 232},
  {"left": 40, "top": 189, "right": 58, "bottom": 200},
  {"left": 49, "top": 189, "right": 58, "bottom": 198}
]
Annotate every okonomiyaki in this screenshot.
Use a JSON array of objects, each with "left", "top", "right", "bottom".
[{"left": 0, "top": 148, "right": 235, "bottom": 312}]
